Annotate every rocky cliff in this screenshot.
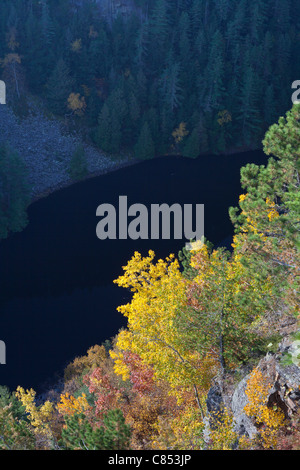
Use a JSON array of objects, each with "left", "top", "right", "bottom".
[{"left": 205, "top": 328, "right": 300, "bottom": 448}]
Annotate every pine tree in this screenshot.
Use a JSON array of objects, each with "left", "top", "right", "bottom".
[
  {"left": 178, "top": 11, "right": 191, "bottom": 63},
  {"left": 149, "top": 0, "right": 170, "bottom": 46},
  {"left": 182, "top": 126, "right": 200, "bottom": 159},
  {"left": 215, "top": 0, "right": 232, "bottom": 22},
  {"left": 0, "top": 144, "right": 31, "bottom": 239},
  {"left": 198, "top": 29, "right": 225, "bottom": 113},
  {"left": 236, "top": 65, "right": 262, "bottom": 146},
  {"left": 229, "top": 103, "right": 300, "bottom": 317},
  {"left": 94, "top": 102, "right": 112, "bottom": 152},
  {"left": 41, "top": 0, "right": 55, "bottom": 45},
  {"left": 159, "top": 60, "right": 183, "bottom": 113},
  {"left": 263, "top": 84, "right": 277, "bottom": 127},
  {"left": 135, "top": 22, "right": 149, "bottom": 68},
  {"left": 0, "top": 0, "right": 298, "bottom": 160},
  {"left": 148, "top": 0, "right": 170, "bottom": 70},
  {"left": 46, "top": 58, "right": 74, "bottom": 115},
  {"left": 60, "top": 409, "right": 131, "bottom": 450},
  {"left": 95, "top": 87, "right": 127, "bottom": 154},
  {"left": 0, "top": 405, "right": 35, "bottom": 450},
  {"left": 143, "top": 107, "right": 160, "bottom": 149},
  {"left": 69, "top": 145, "right": 88, "bottom": 181},
  {"left": 23, "top": 8, "right": 55, "bottom": 93},
  {"left": 134, "top": 121, "right": 155, "bottom": 160}
]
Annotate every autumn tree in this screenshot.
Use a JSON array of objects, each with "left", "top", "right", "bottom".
[
  {"left": 83, "top": 365, "right": 127, "bottom": 423},
  {"left": 67, "top": 92, "right": 86, "bottom": 116},
  {"left": 172, "top": 122, "right": 189, "bottom": 153},
  {"left": 242, "top": 367, "right": 285, "bottom": 449},
  {"left": 115, "top": 350, "right": 180, "bottom": 449},
  {"left": 63, "top": 344, "right": 108, "bottom": 385},
  {"left": 57, "top": 392, "right": 92, "bottom": 418},
  {"left": 111, "top": 250, "right": 217, "bottom": 418},
  {"left": 70, "top": 38, "right": 82, "bottom": 54},
  {"left": 15, "top": 386, "right": 55, "bottom": 448}
]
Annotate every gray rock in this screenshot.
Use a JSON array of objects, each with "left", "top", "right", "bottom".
[
  {"left": 0, "top": 102, "right": 128, "bottom": 200},
  {"left": 230, "top": 350, "right": 300, "bottom": 440},
  {"left": 231, "top": 375, "right": 258, "bottom": 439}
]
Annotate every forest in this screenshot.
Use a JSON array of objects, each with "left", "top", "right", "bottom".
[
  {"left": 1, "top": 0, "right": 300, "bottom": 239},
  {"left": 0, "top": 0, "right": 299, "bottom": 159},
  {"left": 0, "top": 0, "right": 299, "bottom": 452}
]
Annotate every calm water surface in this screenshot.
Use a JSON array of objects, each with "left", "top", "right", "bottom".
[{"left": 0, "top": 150, "right": 268, "bottom": 392}]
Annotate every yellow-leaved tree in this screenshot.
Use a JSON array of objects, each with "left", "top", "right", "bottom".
[
  {"left": 67, "top": 92, "right": 86, "bottom": 116},
  {"left": 110, "top": 250, "right": 216, "bottom": 417},
  {"left": 15, "top": 386, "right": 55, "bottom": 447},
  {"left": 57, "top": 393, "right": 91, "bottom": 417}
]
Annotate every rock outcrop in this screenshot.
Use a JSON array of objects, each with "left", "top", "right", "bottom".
[
  {"left": 231, "top": 345, "right": 300, "bottom": 439},
  {"left": 0, "top": 102, "right": 129, "bottom": 200},
  {"left": 205, "top": 336, "right": 300, "bottom": 444}
]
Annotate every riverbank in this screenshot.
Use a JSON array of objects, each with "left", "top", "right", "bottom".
[
  {"left": 29, "top": 154, "right": 140, "bottom": 204},
  {"left": 0, "top": 102, "right": 260, "bottom": 207},
  {"left": 31, "top": 146, "right": 261, "bottom": 205}
]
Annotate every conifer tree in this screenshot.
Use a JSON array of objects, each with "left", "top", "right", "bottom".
[
  {"left": 68, "top": 145, "right": 88, "bottom": 181},
  {"left": 95, "top": 88, "right": 127, "bottom": 153},
  {"left": 182, "top": 126, "right": 200, "bottom": 159},
  {"left": 94, "top": 102, "right": 112, "bottom": 152},
  {"left": 229, "top": 103, "right": 300, "bottom": 317},
  {"left": 236, "top": 65, "right": 261, "bottom": 145},
  {"left": 61, "top": 409, "right": 131, "bottom": 450},
  {"left": 0, "top": 144, "right": 31, "bottom": 239},
  {"left": 0, "top": 0, "right": 299, "bottom": 159},
  {"left": 46, "top": 58, "right": 74, "bottom": 115},
  {"left": 134, "top": 121, "right": 155, "bottom": 160}
]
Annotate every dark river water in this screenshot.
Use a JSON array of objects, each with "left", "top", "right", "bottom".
[{"left": 0, "top": 150, "right": 268, "bottom": 393}]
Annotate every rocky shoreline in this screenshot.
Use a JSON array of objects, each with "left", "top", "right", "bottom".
[
  {"left": 0, "top": 102, "right": 260, "bottom": 208},
  {"left": 29, "top": 155, "right": 139, "bottom": 205},
  {"left": 0, "top": 103, "right": 136, "bottom": 204}
]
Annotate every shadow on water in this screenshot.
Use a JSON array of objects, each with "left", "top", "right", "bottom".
[{"left": 0, "top": 150, "right": 268, "bottom": 392}]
